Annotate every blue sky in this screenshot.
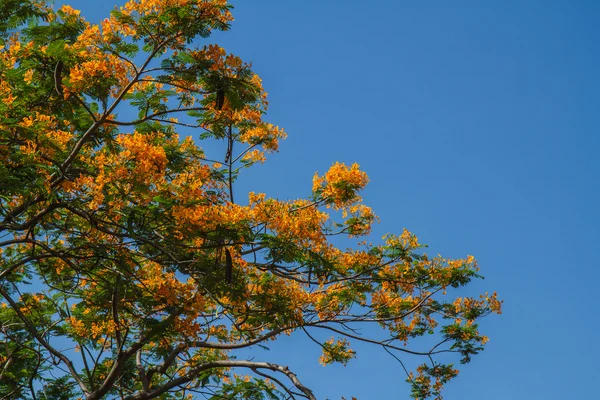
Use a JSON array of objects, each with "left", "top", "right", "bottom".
[{"left": 60, "top": 1, "right": 600, "bottom": 399}]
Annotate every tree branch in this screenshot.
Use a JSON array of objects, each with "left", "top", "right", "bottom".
[
  {"left": 125, "top": 360, "right": 315, "bottom": 400},
  {"left": 104, "top": 106, "right": 207, "bottom": 126},
  {"left": 0, "top": 286, "right": 90, "bottom": 396}
]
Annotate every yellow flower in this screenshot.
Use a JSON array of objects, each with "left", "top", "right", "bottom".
[
  {"left": 59, "top": 5, "right": 81, "bottom": 16},
  {"left": 23, "top": 69, "right": 34, "bottom": 84}
]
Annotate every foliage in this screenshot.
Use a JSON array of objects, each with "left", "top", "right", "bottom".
[{"left": 0, "top": 1, "right": 502, "bottom": 399}]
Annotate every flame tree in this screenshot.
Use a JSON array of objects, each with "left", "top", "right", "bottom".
[{"left": 0, "top": 1, "right": 501, "bottom": 399}]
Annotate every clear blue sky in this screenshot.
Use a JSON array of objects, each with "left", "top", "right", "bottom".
[{"left": 61, "top": 1, "right": 600, "bottom": 398}]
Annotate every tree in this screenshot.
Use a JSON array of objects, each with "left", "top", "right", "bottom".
[{"left": 0, "top": 1, "right": 502, "bottom": 399}]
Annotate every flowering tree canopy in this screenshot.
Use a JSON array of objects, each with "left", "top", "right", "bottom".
[{"left": 0, "top": 1, "right": 501, "bottom": 399}]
